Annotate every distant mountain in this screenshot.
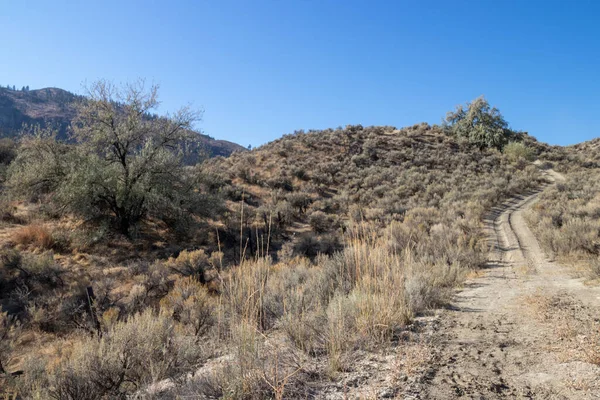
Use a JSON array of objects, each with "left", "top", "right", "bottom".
[
  {"left": 0, "top": 86, "right": 246, "bottom": 160},
  {"left": 0, "top": 87, "right": 78, "bottom": 138}
]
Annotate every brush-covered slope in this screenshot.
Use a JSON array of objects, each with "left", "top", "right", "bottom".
[
  {"left": 0, "top": 86, "right": 246, "bottom": 159},
  {"left": 206, "top": 123, "right": 543, "bottom": 258},
  {"left": 567, "top": 137, "right": 600, "bottom": 167}
]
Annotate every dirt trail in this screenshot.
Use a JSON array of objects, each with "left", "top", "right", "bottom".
[{"left": 418, "top": 169, "right": 600, "bottom": 399}]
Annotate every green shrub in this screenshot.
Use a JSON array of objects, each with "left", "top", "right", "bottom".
[{"left": 504, "top": 141, "right": 534, "bottom": 163}]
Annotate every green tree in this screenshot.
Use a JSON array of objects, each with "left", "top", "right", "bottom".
[
  {"left": 8, "top": 80, "right": 205, "bottom": 236},
  {"left": 444, "top": 96, "right": 514, "bottom": 149}
]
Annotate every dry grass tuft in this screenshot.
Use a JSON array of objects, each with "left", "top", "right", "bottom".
[
  {"left": 393, "top": 341, "right": 434, "bottom": 379},
  {"left": 524, "top": 292, "right": 600, "bottom": 366},
  {"left": 11, "top": 224, "right": 54, "bottom": 250}
]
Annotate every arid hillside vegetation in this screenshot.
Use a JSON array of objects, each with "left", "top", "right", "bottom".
[
  {"left": 1, "top": 88, "right": 593, "bottom": 399},
  {"left": 525, "top": 138, "right": 600, "bottom": 282},
  {"left": 205, "top": 121, "right": 543, "bottom": 260}
]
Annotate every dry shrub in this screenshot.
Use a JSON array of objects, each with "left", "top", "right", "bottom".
[
  {"left": 29, "top": 309, "right": 203, "bottom": 399},
  {"left": 340, "top": 237, "right": 411, "bottom": 339},
  {"left": 171, "top": 337, "right": 307, "bottom": 400},
  {"left": 27, "top": 290, "right": 88, "bottom": 334},
  {"left": 282, "top": 308, "right": 327, "bottom": 357},
  {"left": 526, "top": 172, "right": 600, "bottom": 277},
  {"left": 100, "top": 307, "right": 119, "bottom": 331},
  {"left": 221, "top": 258, "right": 271, "bottom": 331},
  {"left": 123, "top": 261, "right": 171, "bottom": 314},
  {"left": 12, "top": 224, "right": 54, "bottom": 250},
  {"left": 165, "top": 249, "right": 217, "bottom": 283},
  {"left": 218, "top": 321, "right": 269, "bottom": 398},
  {"left": 0, "top": 200, "right": 22, "bottom": 225},
  {"left": 308, "top": 210, "right": 330, "bottom": 233},
  {"left": 0, "top": 307, "right": 21, "bottom": 376},
  {"left": 160, "top": 276, "right": 216, "bottom": 337},
  {"left": 261, "top": 222, "right": 476, "bottom": 375}
]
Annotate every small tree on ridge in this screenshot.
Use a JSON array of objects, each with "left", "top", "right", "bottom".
[{"left": 444, "top": 96, "right": 514, "bottom": 149}]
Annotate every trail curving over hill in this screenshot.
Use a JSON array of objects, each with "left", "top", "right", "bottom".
[{"left": 418, "top": 168, "right": 600, "bottom": 399}]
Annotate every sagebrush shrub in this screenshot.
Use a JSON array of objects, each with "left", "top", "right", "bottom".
[
  {"left": 165, "top": 249, "right": 212, "bottom": 282},
  {"left": 308, "top": 210, "right": 329, "bottom": 233},
  {"left": 43, "top": 309, "right": 203, "bottom": 399},
  {"left": 504, "top": 141, "right": 534, "bottom": 163},
  {"left": 160, "top": 276, "right": 215, "bottom": 337}
]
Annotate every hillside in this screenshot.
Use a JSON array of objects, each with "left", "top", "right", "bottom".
[
  {"left": 203, "top": 123, "right": 544, "bottom": 259},
  {"left": 567, "top": 137, "right": 600, "bottom": 166},
  {"left": 0, "top": 86, "right": 246, "bottom": 159},
  {"left": 0, "top": 87, "right": 78, "bottom": 137}
]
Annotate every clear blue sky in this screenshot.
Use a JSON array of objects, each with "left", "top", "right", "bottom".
[{"left": 1, "top": 0, "right": 599, "bottom": 146}]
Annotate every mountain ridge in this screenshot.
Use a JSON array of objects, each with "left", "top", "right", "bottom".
[{"left": 0, "top": 86, "right": 246, "bottom": 159}]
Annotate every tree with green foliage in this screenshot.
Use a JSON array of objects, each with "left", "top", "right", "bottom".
[
  {"left": 444, "top": 96, "right": 515, "bottom": 150},
  {"left": 8, "top": 80, "right": 206, "bottom": 236}
]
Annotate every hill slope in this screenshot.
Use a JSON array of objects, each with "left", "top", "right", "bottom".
[
  {"left": 0, "top": 87, "right": 246, "bottom": 158},
  {"left": 203, "top": 124, "right": 544, "bottom": 261}
]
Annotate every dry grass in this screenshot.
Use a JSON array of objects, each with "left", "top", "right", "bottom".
[
  {"left": 11, "top": 224, "right": 54, "bottom": 250},
  {"left": 208, "top": 221, "right": 478, "bottom": 394},
  {"left": 393, "top": 341, "right": 434, "bottom": 379},
  {"left": 524, "top": 292, "right": 600, "bottom": 366}
]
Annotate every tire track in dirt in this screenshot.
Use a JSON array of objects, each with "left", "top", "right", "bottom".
[{"left": 415, "top": 169, "right": 600, "bottom": 399}]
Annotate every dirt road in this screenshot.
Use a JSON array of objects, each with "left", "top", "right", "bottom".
[{"left": 419, "top": 170, "right": 600, "bottom": 399}]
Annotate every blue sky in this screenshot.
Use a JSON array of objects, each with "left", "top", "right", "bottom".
[{"left": 1, "top": 0, "right": 599, "bottom": 146}]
